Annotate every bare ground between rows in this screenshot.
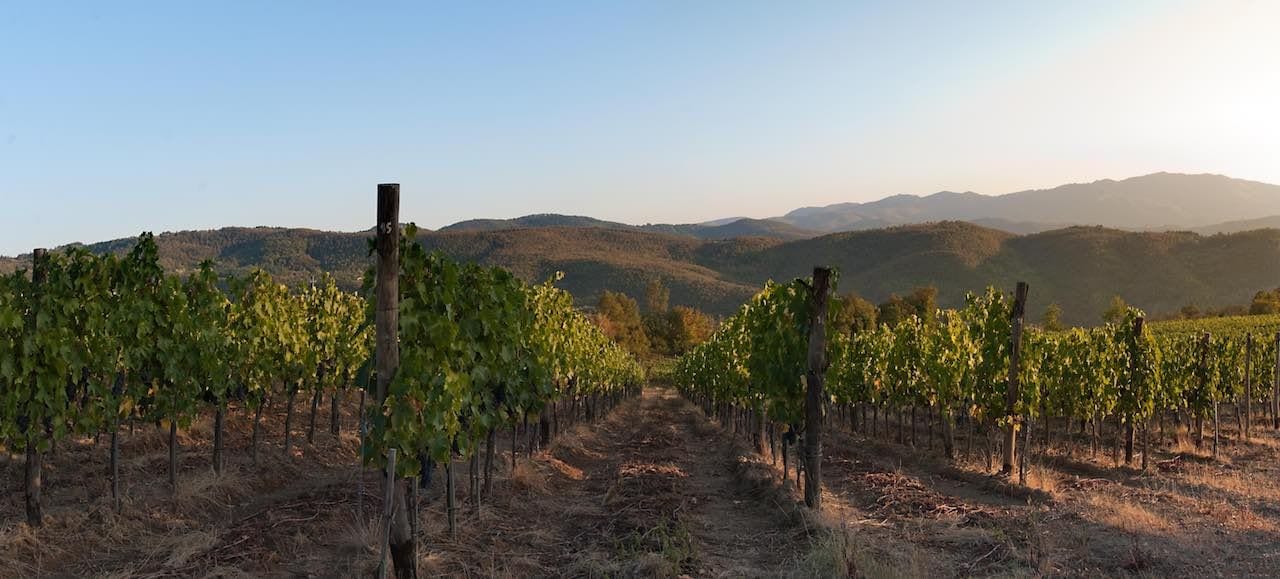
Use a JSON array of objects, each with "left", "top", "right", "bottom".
[
  {"left": 410, "top": 386, "right": 812, "bottom": 577},
  {"left": 803, "top": 411, "right": 1280, "bottom": 578},
  {"left": 0, "top": 388, "right": 814, "bottom": 578}
]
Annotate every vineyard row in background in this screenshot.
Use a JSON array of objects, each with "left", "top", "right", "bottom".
[
  {"left": 0, "top": 210, "right": 643, "bottom": 563},
  {"left": 675, "top": 273, "right": 1280, "bottom": 502}
]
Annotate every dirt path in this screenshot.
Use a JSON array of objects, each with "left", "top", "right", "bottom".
[
  {"left": 409, "top": 386, "right": 811, "bottom": 577},
  {"left": 593, "top": 386, "right": 807, "bottom": 576}
]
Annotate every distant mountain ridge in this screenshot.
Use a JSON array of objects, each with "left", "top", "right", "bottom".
[
  {"left": 774, "top": 173, "right": 1280, "bottom": 233},
  {"left": 4, "top": 220, "right": 1279, "bottom": 327},
  {"left": 436, "top": 173, "right": 1280, "bottom": 238},
  {"left": 1192, "top": 215, "right": 1280, "bottom": 236},
  {"left": 440, "top": 213, "right": 818, "bottom": 241}
]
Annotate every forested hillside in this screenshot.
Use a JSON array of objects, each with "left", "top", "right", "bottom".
[{"left": 3, "top": 221, "right": 1278, "bottom": 325}]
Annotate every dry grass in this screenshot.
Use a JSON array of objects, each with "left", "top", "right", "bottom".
[
  {"left": 1182, "top": 462, "right": 1280, "bottom": 501},
  {"left": 1084, "top": 492, "right": 1175, "bottom": 535},
  {"left": 791, "top": 522, "right": 930, "bottom": 579},
  {"left": 509, "top": 460, "right": 551, "bottom": 495},
  {"left": 1024, "top": 463, "right": 1062, "bottom": 496}
]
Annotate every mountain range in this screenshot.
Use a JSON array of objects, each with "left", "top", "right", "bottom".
[
  {"left": 775, "top": 172, "right": 1280, "bottom": 234},
  {"left": 431, "top": 173, "right": 1280, "bottom": 238},
  {"left": 2, "top": 172, "right": 1279, "bottom": 326}
]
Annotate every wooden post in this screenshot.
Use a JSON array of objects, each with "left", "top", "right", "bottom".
[
  {"left": 803, "top": 267, "right": 831, "bottom": 510},
  {"left": 1274, "top": 332, "right": 1280, "bottom": 430},
  {"left": 1201, "top": 332, "right": 1218, "bottom": 459},
  {"left": 111, "top": 371, "right": 123, "bottom": 512},
  {"left": 375, "top": 184, "right": 417, "bottom": 579},
  {"left": 378, "top": 448, "right": 398, "bottom": 579},
  {"left": 445, "top": 458, "right": 457, "bottom": 537},
  {"left": 1019, "top": 410, "right": 1030, "bottom": 484},
  {"left": 1124, "top": 317, "right": 1145, "bottom": 465},
  {"left": 1245, "top": 333, "right": 1253, "bottom": 440},
  {"left": 1001, "top": 282, "right": 1029, "bottom": 476},
  {"left": 24, "top": 248, "right": 48, "bottom": 527},
  {"left": 213, "top": 404, "right": 225, "bottom": 475},
  {"left": 308, "top": 364, "right": 325, "bottom": 443},
  {"left": 168, "top": 419, "right": 178, "bottom": 492}
]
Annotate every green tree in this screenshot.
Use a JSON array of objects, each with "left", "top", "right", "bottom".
[
  {"left": 832, "top": 293, "right": 878, "bottom": 334},
  {"left": 665, "top": 306, "right": 714, "bottom": 355},
  {"left": 644, "top": 278, "right": 670, "bottom": 315},
  {"left": 905, "top": 286, "right": 939, "bottom": 324},
  {"left": 596, "top": 290, "right": 650, "bottom": 356},
  {"left": 1102, "top": 295, "right": 1129, "bottom": 325},
  {"left": 1041, "top": 303, "right": 1064, "bottom": 331},
  {"left": 878, "top": 294, "right": 910, "bottom": 328},
  {"left": 1249, "top": 289, "right": 1280, "bottom": 315}
]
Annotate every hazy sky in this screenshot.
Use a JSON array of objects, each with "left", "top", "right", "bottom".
[{"left": 2, "top": 0, "right": 1278, "bottom": 255}]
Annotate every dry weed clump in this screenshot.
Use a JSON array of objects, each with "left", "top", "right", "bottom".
[
  {"left": 548, "top": 424, "right": 605, "bottom": 462},
  {"left": 509, "top": 459, "right": 551, "bottom": 495},
  {"left": 792, "top": 524, "right": 928, "bottom": 579},
  {"left": 1024, "top": 463, "right": 1062, "bottom": 496},
  {"left": 175, "top": 466, "right": 247, "bottom": 510}
]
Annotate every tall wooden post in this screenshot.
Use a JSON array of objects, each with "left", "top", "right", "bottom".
[
  {"left": 24, "top": 248, "right": 48, "bottom": 527},
  {"left": 1244, "top": 333, "right": 1253, "bottom": 440},
  {"left": 1001, "top": 282, "right": 1029, "bottom": 476},
  {"left": 1125, "top": 316, "right": 1145, "bottom": 467},
  {"left": 1274, "top": 332, "right": 1280, "bottom": 430},
  {"left": 375, "top": 184, "right": 417, "bottom": 579},
  {"left": 803, "top": 267, "right": 831, "bottom": 510}
]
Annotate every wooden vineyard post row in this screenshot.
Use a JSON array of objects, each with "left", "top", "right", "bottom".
[
  {"left": 1001, "top": 282, "right": 1029, "bottom": 476},
  {"left": 803, "top": 267, "right": 831, "bottom": 510},
  {"left": 375, "top": 184, "right": 417, "bottom": 579}
]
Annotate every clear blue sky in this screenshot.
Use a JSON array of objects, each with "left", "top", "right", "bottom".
[{"left": 3, "top": 0, "right": 1277, "bottom": 255}]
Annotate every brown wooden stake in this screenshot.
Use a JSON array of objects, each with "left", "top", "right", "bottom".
[
  {"left": 213, "top": 405, "right": 225, "bottom": 475},
  {"left": 308, "top": 365, "right": 325, "bottom": 444},
  {"left": 24, "top": 248, "right": 48, "bottom": 527},
  {"left": 251, "top": 396, "right": 267, "bottom": 464},
  {"left": 1274, "top": 332, "right": 1280, "bottom": 430},
  {"left": 483, "top": 428, "right": 496, "bottom": 496},
  {"left": 283, "top": 386, "right": 298, "bottom": 457},
  {"left": 168, "top": 419, "right": 179, "bottom": 492},
  {"left": 1244, "top": 333, "right": 1253, "bottom": 440},
  {"left": 110, "top": 371, "right": 124, "bottom": 512},
  {"left": 330, "top": 389, "right": 343, "bottom": 436},
  {"left": 1001, "top": 282, "right": 1029, "bottom": 476},
  {"left": 375, "top": 183, "right": 417, "bottom": 579},
  {"left": 445, "top": 459, "right": 457, "bottom": 538},
  {"left": 378, "top": 448, "right": 398, "bottom": 579},
  {"left": 803, "top": 267, "right": 831, "bottom": 510},
  {"left": 470, "top": 452, "right": 481, "bottom": 516}
]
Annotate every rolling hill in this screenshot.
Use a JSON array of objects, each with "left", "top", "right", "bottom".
[
  {"left": 4, "top": 221, "right": 1278, "bottom": 326},
  {"left": 776, "top": 173, "right": 1280, "bottom": 233},
  {"left": 440, "top": 213, "right": 817, "bottom": 241}
]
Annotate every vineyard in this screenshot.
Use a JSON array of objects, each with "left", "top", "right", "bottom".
[
  {"left": 0, "top": 186, "right": 643, "bottom": 577},
  {"left": 672, "top": 270, "right": 1280, "bottom": 575},
  {"left": 677, "top": 274, "right": 1280, "bottom": 481},
  {"left": 3, "top": 189, "right": 1280, "bottom": 576}
]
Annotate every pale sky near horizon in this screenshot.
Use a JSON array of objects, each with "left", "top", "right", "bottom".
[{"left": 2, "top": 0, "right": 1278, "bottom": 255}]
